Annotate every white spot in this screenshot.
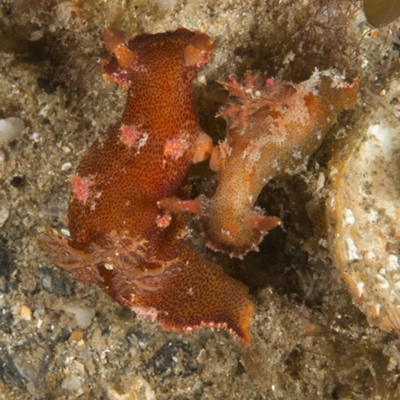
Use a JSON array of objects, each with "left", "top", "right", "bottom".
[
  {"left": 136, "top": 132, "right": 149, "bottom": 154},
  {"left": 345, "top": 237, "right": 360, "bottom": 261},
  {"left": 375, "top": 273, "right": 389, "bottom": 289},
  {"left": 292, "top": 150, "right": 302, "bottom": 159},
  {"left": 221, "top": 229, "right": 232, "bottom": 237},
  {"left": 357, "top": 281, "right": 364, "bottom": 297},
  {"left": 344, "top": 208, "right": 355, "bottom": 225},
  {"left": 61, "top": 162, "right": 72, "bottom": 171},
  {"left": 387, "top": 255, "right": 399, "bottom": 271},
  {"left": 0, "top": 117, "right": 24, "bottom": 143},
  {"left": 272, "top": 159, "right": 280, "bottom": 170},
  {"left": 368, "top": 124, "right": 394, "bottom": 155},
  {"left": 367, "top": 209, "right": 379, "bottom": 223},
  {"left": 283, "top": 50, "right": 295, "bottom": 65},
  {"left": 61, "top": 228, "right": 70, "bottom": 237},
  {"left": 29, "top": 132, "right": 41, "bottom": 142},
  {"left": 316, "top": 172, "right": 325, "bottom": 190}
]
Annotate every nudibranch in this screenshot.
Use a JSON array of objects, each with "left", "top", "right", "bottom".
[
  {"left": 163, "top": 70, "right": 359, "bottom": 257},
  {"left": 205, "top": 70, "right": 359, "bottom": 257},
  {"left": 41, "top": 27, "right": 254, "bottom": 344}
]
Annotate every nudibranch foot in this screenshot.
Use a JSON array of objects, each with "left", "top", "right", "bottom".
[{"left": 198, "top": 69, "right": 359, "bottom": 258}]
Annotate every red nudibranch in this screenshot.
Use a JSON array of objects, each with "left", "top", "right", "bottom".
[{"left": 40, "top": 27, "right": 253, "bottom": 344}]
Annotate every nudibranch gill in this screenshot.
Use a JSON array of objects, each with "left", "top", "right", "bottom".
[
  {"left": 163, "top": 70, "right": 359, "bottom": 258},
  {"left": 40, "top": 27, "right": 254, "bottom": 344}
]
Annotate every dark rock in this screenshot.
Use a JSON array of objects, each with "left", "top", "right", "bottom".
[
  {"left": 37, "top": 77, "right": 57, "bottom": 94},
  {"left": 0, "top": 344, "right": 27, "bottom": 390},
  {"left": 10, "top": 176, "right": 26, "bottom": 189},
  {"left": 39, "top": 267, "right": 72, "bottom": 297},
  {"left": 0, "top": 244, "right": 17, "bottom": 294},
  {"left": 145, "top": 341, "right": 197, "bottom": 378}
]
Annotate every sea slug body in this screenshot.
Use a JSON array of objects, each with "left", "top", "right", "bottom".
[
  {"left": 41, "top": 28, "right": 253, "bottom": 344},
  {"left": 175, "top": 70, "right": 359, "bottom": 258}
]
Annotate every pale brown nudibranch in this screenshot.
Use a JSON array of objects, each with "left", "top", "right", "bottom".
[{"left": 199, "top": 70, "right": 359, "bottom": 258}]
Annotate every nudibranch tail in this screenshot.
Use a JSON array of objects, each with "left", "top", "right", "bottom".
[
  {"left": 127, "top": 244, "right": 254, "bottom": 345},
  {"left": 40, "top": 230, "right": 254, "bottom": 344},
  {"left": 244, "top": 211, "right": 281, "bottom": 233},
  {"left": 197, "top": 70, "right": 359, "bottom": 258}
]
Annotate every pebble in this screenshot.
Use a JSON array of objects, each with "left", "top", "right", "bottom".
[
  {"left": 20, "top": 305, "right": 32, "bottom": 320},
  {"left": 0, "top": 207, "right": 9, "bottom": 228},
  {"left": 0, "top": 117, "right": 24, "bottom": 143}
]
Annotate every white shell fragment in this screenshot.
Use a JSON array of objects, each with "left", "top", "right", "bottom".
[
  {"left": 0, "top": 117, "right": 25, "bottom": 143},
  {"left": 327, "top": 80, "right": 400, "bottom": 333}
]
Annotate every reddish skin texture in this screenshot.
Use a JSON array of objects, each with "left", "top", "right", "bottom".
[
  {"left": 119, "top": 124, "right": 140, "bottom": 147},
  {"left": 41, "top": 28, "right": 253, "bottom": 344},
  {"left": 70, "top": 175, "right": 92, "bottom": 203}
]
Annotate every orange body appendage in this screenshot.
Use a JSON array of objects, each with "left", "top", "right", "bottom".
[{"left": 41, "top": 28, "right": 253, "bottom": 344}]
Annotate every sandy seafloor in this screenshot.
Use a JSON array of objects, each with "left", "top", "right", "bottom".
[{"left": 1, "top": 0, "right": 400, "bottom": 399}]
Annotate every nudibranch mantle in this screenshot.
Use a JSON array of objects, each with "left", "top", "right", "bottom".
[{"left": 41, "top": 27, "right": 253, "bottom": 344}]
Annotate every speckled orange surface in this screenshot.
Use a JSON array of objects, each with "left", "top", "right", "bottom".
[{"left": 41, "top": 28, "right": 253, "bottom": 344}]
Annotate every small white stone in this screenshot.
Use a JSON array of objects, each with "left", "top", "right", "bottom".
[
  {"left": 316, "top": 172, "right": 325, "bottom": 190},
  {"left": 344, "top": 208, "right": 355, "bottom": 225},
  {"left": 345, "top": 237, "right": 360, "bottom": 261},
  {"left": 0, "top": 117, "right": 24, "bottom": 143},
  {"left": 61, "top": 162, "right": 72, "bottom": 171},
  {"left": 60, "top": 229, "right": 70, "bottom": 237},
  {"left": 62, "top": 304, "right": 95, "bottom": 328},
  {"left": 357, "top": 281, "right": 364, "bottom": 297},
  {"left": 387, "top": 255, "right": 399, "bottom": 271},
  {"left": 29, "top": 132, "right": 41, "bottom": 142}
]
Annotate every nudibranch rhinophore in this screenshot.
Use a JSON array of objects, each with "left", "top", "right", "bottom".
[
  {"left": 40, "top": 27, "right": 254, "bottom": 344},
  {"left": 162, "top": 70, "right": 359, "bottom": 258}
]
